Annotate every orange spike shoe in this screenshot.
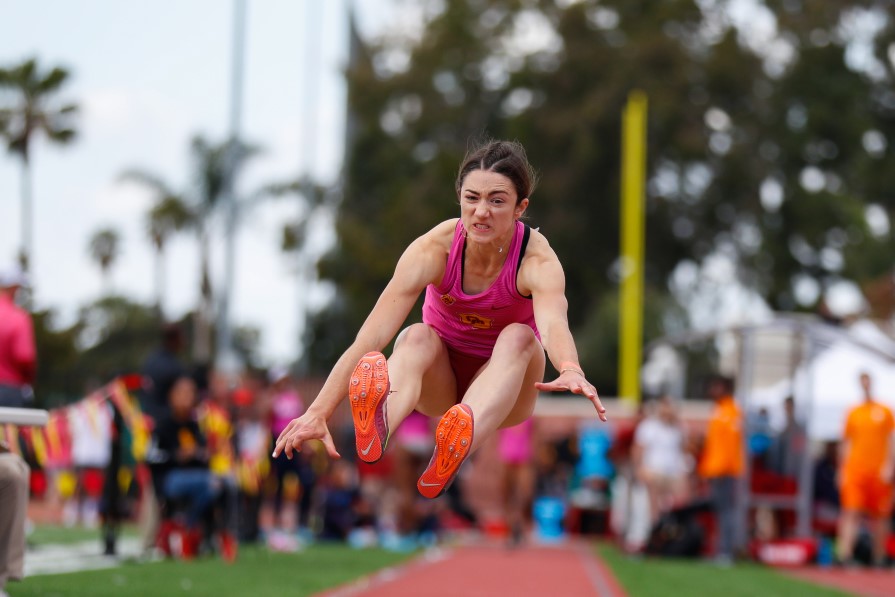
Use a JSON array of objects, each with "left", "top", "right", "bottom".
[
  {"left": 349, "top": 351, "right": 390, "bottom": 463},
  {"left": 417, "top": 404, "right": 474, "bottom": 499}
]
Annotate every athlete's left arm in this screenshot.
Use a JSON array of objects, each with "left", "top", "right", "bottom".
[{"left": 520, "top": 239, "right": 607, "bottom": 421}]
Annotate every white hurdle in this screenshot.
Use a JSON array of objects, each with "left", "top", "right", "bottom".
[{"left": 0, "top": 406, "right": 49, "bottom": 427}]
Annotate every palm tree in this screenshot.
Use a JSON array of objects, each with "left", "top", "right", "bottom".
[
  {"left": 268, "top": 177, "right": 333, "bottom": 371},
  {"left": 0, "top": 58, "right": 78, "bottom": 276},
  {"left": 148, "top": 195, "right": 193, "bottom": 315},
  {"left": 120, "top": 172, "right": 192, "bottom": 315},
  {"left": 88, "top": 227, "right": 121, "bottom": 295},
  {"left": 121, "top": 134, "right": 259, "bottom": 363}
]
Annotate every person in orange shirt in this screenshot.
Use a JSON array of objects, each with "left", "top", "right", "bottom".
[
  {"left": 836, "top": 372, "right": 895, "bottom": 567},
  {"left": 698, "top": 375, "right": 744, "bottom": 566}
]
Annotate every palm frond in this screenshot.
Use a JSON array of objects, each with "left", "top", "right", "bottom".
[
  {"left": 37, "top": 67, "right": 71, "bottom": 94},
  {"left": 118, "top": 169, "right": 174, "bottom": 195},
  {"left": 47, "top": 128, "right": 76, "bottom": 143}
]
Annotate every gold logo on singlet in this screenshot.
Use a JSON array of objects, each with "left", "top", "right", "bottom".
[{"left": 459, "top": 313, "right": 492, "bottom": 329}]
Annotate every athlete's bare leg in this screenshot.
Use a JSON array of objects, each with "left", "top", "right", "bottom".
[
  {"left": 869, "top": 515, "right": 890, "bottom": 565},
  {"left": 460, "top": 324, "right": 545, "bottom": 451},
  {"left": 385, "top": 323, "right": 458, "bottom": 432},
  {"left": 836, "top": 508, "right": 860, "bottom": 562}
]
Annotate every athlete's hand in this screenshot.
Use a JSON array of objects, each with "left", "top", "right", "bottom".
[
  {"left": 535, "top": 370, "right": 608, "bottom": 422},
  {"left": 272, "top": 412, "right": 341, "bottom": 460}
]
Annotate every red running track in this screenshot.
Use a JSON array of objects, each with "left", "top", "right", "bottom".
[
  {"left": 788, "top": 566, "right": 895, "bottom": 597},
  {"left": 317, "top": 541, "right": 627, "bottom": 597}
]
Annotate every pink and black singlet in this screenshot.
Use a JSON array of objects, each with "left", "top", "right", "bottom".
[{"left": 422, "top": 220, "right": 541, "bottom": 396}]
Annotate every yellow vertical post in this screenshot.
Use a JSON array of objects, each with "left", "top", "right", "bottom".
[{"left": 619, "top": 90, "right": 648, "bottom": 404}]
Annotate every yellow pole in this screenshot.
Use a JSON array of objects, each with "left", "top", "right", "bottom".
[{"left": 619, "top": 90, "right": 648, "bottom": 404}]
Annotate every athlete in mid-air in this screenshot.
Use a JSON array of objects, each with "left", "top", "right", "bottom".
[{"left": 273, "top": 140, "right": 606, "bottom": 498}]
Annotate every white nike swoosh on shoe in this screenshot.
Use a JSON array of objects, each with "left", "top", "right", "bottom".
[
  {"left": 360, "top": 437, "right": 376, "bottom": 456},
  {"left": 418, "top": 480, "right": 442, "bottom": 487}
]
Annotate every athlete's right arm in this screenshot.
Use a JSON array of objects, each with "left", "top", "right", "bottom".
[{"left": 272, "top": 221, "right": 453, "bottom": 460}]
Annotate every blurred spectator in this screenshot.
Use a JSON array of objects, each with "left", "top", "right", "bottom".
[
  {"left": 813, "top": 441, "right": 840, "bottom": 535},
  {"left": 391, "top": 411, "right": 435, "bottom": 540},
  {"left": 698, "top": 375, "right": 743, "bottom": 566},
  {"left": 154, "top": 375, "right": 217, "bottom": 558},
  {"left": 747, "top": 407, "right": 773, "bottom": 462},
  {"left": 140, "top": 324, "right": 186, "bottom": 424},
  {"left": 442, "top": 466, "right": 477, "bottom": 532},
  {"left": 836, "top": 372, "right": 894, "bottom": 567},
  {"left": 0, "top": 267, "right": 35, "bottom": 408},
  {"left": 319, "top": 460, "right": 361, "bottom": 541},
  {"left": 267, "top": 366, "right": 314, "bottom": 536},
  {"left": 575, "top": 422, "right": 614, "bottom": 482},
  {"left": 0, "top": 441, "right": 29, "bottom": 596},
  {"left": 608, "top": 402, "right": 647, "bottom": 549},
  {"left": 498, "top": 418, "right": 535, "bottom": 545},
  {"left": 536, "top": 431, "right": 579, "bottom": 499},
  {"left": 563, "top": 422, "right": 614, "bottom": 540},
  {"left": 233, "top": 392, "right": 270, "bottom": 544},
  {"left": 769, "top": 397, "right": 806, "bottom": 479},
  {"left": 138, "top": 324, "right": 186, "bottom": 553},
  {"left": 197, "top": 369, "right": 238, "bottom": 561},
  {"left": 633, "top": 396, "right": 690, "bottom": 525},
  {"left": 67, "top": 401, "right": 111, "bottom": 528}
]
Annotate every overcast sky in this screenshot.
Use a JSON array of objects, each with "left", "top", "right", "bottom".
[{"left": 0, "top": 0, "right": 416, "bottom": 367}]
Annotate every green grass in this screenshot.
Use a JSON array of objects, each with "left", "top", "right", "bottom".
[
  {"left": 597, "top": 543, "right": 855, "bottom": 597},
  {"left": 27, "top": 525, "right": 138, "bottom": 547},
  {"left": 10, "top": 544, "right": 413, "bottom": 597}
]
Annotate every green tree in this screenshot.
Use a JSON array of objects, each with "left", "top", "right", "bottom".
[
  {"left": 31, "top": 308, "right": 84, "bottom": 407},
  {"left": 87, "top": 227, "right": 121, "bottom": 295},
  {"left": 122, "top": 135, "right": 260, "bottom": 363},
  {"left": 0, "top": 58, "right": 78, "bottom": 276},
  {"left": 32, "top": 297, "right": 166, "bottom": 406},
  {"left": 147, "top": 194, "right": 193, "bottom": 314},
  {"left": 318, "top": 0, "right": 895, "bottom": 393},
  {"left": 75, "top": 296, "right": 165, "bottom": 390},
  {"left": 266, "top": 177, "right": 334, "bottom": 371}
]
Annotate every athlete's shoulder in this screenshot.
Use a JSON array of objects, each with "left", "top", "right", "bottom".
[
  {"left": 402, "top": 219, "right": 456, "bottom": 274},
  {"left": 432, "top": 218, "right": 460, "bottom": 237},
  {"left": 522, "top": 225, "right": 560, "bottom": 265},
  {"left": 517, "top": 225, "right": 564, "bottom": 295}
]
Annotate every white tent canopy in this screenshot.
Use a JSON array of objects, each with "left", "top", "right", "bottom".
[{"left": 748, "top": 320, "right": 895, "bottom": 440}]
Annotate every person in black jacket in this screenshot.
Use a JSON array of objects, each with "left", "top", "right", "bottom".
[
  {"left": 141, "top": 324, "right": 186, "bottom": 424},
  {"left": 155, "top": 375, "right": 216, "bottom": 557}
]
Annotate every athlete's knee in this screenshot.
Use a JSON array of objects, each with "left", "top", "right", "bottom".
[
  {"left": 394, "top": 323, "right": 441, "bottom": 354},
  {"left": 495, "top": 324, "right": 540, "bottom": 354}
]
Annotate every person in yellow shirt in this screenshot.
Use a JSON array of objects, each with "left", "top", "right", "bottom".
[
  {"left": 198, "top": 371, "right": 239, "bottom": 562},
  {"left": 698, "top": 375, "right": 744, "bottom": 566},
  {"left": 836, "top": 372, "right": 895, "bottom": 567}
]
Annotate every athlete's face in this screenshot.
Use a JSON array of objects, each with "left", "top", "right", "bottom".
[{"left": 459, "top": 169, "right": 528, "bottom": 247}]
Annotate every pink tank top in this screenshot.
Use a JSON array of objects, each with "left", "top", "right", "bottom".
[
  {"left": 499, "top": 418, "right": 533, "bottom": 464},
  {"left": 422, "top": 220, "right": 540, "bottom": 358}
]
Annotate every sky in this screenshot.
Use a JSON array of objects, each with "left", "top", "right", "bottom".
[{"left": 0, "top": 0, "right": 418, "bottom": 367}]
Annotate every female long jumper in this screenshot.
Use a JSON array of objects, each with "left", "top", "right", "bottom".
[{"left": 273, "top": 140, "right": 607, "bottom": 498}]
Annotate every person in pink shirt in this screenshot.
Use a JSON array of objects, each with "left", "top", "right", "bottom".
[
  {"left": 499, "top": 418, "right": 535, "bottom": 545},
  {"left": 0, "top": 268, "right": 35, "bottom": 408},
  {"left": 274, "top": 140, "right": 606, "bottom": 500},
  {"left": 267, "top": 367, "right": 313, "bottom": 536},
  {"left": 0, "top": 267, "right": 33, "bottom": 596}
]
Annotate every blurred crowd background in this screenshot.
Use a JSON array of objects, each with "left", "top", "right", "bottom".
[{"left": 3, "top": 0, "right": 895, "bottom": 569}]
